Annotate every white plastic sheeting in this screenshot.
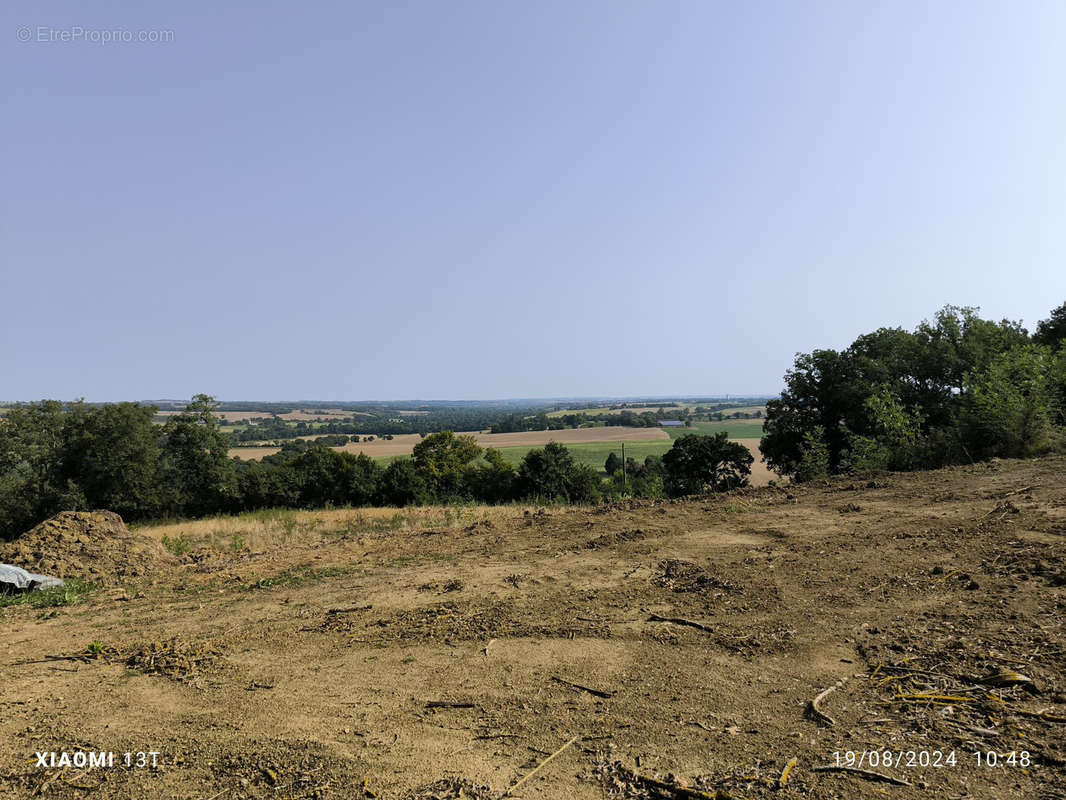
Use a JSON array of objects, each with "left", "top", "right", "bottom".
[{"left": 0, "top": 563, "right": 64, "bottom": 592}]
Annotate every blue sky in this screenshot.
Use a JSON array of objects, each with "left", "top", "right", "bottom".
[{"left": 3, "top": 1, "right": 1065, "bottom": 401}]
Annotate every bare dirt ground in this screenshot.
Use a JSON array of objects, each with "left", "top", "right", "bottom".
[
  {"left": 2, "top": 457, "right": 1064, "bottom": 799},
  {"left": 231, "top": 426, "right": 671, "bottom": 462}
]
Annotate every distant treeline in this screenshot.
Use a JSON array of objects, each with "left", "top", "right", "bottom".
[
  {"left": 0, "top": 396, "right": 754, "bottom": 539},
  {"left": 227, "top": 408, "right": 541, "bottom": 442},
  {"left": 761, "top": 303, "right": 1066, "bottom": 481},
  {"left": 218, "top": 401, "right": 767, "bottom": 443}
]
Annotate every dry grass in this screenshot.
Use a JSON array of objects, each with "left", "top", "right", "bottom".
[{"left": 136, "top": 505, "right": 533, "bottom": 553}]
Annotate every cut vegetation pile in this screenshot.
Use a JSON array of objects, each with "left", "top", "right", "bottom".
[{"left": 0, "top": 511, "right": 177, "bottom": 583}]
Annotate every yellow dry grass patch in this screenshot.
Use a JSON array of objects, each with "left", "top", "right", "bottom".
[{"left": 136, "top": 505, "right": 535, "bottom": 553}]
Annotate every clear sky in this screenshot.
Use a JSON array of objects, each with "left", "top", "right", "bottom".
[{"left": 3, "top": 1, "right": 1065, "bottom": 401}]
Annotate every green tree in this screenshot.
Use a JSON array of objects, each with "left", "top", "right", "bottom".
[
  {"left": 760, "top": 349, "right": 862, "bottom": 477},
  {"left": 604, "top": 451, "right": 621, "bottom": 476},
  {"left": 465, "top": 448, "right": 517, "bottom": 503},
  {"left": 379, "top": 458, "right": 429, "bottom": 506},
  {"left": 61, "top": 402, "right": 162, "bottom": 519},
  {"left": 663, "top": 433, "right": 753, "bottom": 496},
  {"left": 160, "top": 394, "right": 237, "bottom": 516},
  {"left": 517, "top": 442, "right": 601, "bottom": 502},
  {"left": 1033, "top": 301, "right": 1066, "bottom": 349},
  {"left": 0, "top": 401, "right": 83, "bottom": 539},
  {"left": 412, "top": 430, "right": 482, "bottom": 499},
  {"left": 843, "top": 388, "right": 925, "bottom": 472},
  {"left": 961, "top": 345, "right": 1054, "bottom": 459}
]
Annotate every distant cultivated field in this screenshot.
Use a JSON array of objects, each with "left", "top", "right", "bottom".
[
  {"left": 156, "top": 409, "right": 371, "bottom": 422},
  {"left": 230, "top": 426, "right": 669, "bottom": 462},
  {"left": 666, "top": 420, "right": 765, "bottom": 439},
  {"left": 157, "top": 410, "right": 268, "bottom": 421},
  {"left": 546, "top": 402, "right": 766, "bottom": 418},
  {"left": 230, "top": 428, "right": 774, "bottom": 486}
]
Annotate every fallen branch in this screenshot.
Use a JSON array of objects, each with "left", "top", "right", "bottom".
[
  {"left": 499, "top": 735, "right": 578, "bottom": 798},
  {"left": 807, "top": 675, "right": 850, "bottom": 726},
  {"left": 425, "top": 701, "right": 477, "bottom": 709},
  {"left": 325, "top": 605, "right": 371, "bottom": 615},
  {"left": 812, "top": 764, "right": 910, "bottom": 786},
  {"left": 647, "top": 614, "right": 714, "bottom": 633},
  {"left": 551, "top": 676, "right": 615, "bottom": 699}
]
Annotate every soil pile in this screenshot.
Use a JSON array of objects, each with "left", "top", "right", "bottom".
[{"left": 0, "top": 511, "right": 177, "bottom": 583}]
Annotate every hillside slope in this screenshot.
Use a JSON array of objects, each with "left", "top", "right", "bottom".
[{"left": 1, "top": 457, "right": 1064, "bottom": 799}]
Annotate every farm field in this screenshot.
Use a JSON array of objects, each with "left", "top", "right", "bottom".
[
  {"left": 546, "top": 402, "right": 766, "bottom": 418},
  {"left": 666, "top": 420, "right": 765, "bottom": 439},
  {"left": 156, "top": 409, "right": 371, "bottom": 422},
  {"left": 230, "top": 425, "right": 773, "bottom": 484},
  {"left": 230, "top": 426, "right": 670, "bottom": 462},
  {"left": 2, "top": 456, "right": 1063, "bottom": 798}
]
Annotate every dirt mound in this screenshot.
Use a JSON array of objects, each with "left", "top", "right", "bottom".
[{"left": 0, "top": 511, "right": 178, "bottom": 583}]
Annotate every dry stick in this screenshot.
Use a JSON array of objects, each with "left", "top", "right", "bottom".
[
  {"left": 499, "top": 734, "right": 579, "bottom": 798},
  {"left": 812, "top": 764, "right": 911, "bottom": 787},
  {"left": 807, "top": 675, "right": 850, "bottom": 726},
  {"left": 778, "top": 757, "right": 798, "bottom": 788},
  {"left": 551, "top": 676, "right": 615, "bottom": 699},
  {"left": 425, "top": 701, "right": 477, "bottom": 709},
  {"left": 647, "top": 614, "right": 714, "bottom": 633},
  {"left": 325, "top": 605, "right": 371, "bottom": 615}
]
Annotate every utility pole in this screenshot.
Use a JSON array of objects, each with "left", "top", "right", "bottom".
[{"left": 621, "top": 442, "right": 626, "bottom": 488}]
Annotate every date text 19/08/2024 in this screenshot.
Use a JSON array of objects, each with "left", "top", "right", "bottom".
[{"left": 833, "top": 750, "right": 1032, "bottom": 769}]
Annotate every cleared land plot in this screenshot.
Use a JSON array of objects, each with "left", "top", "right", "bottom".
[{"left": 3, "top": 457, "right": 1063, "bottom": 798}]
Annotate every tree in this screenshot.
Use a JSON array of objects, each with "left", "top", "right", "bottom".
[
  {"left": 517, "top": 442, "right": 576, "bottom": 500},
  {"left": 465, "top": 448, "right": 517, "bottom": 503},
  {"left": 0, "top": 401, "right": 83, "bottom": 539},
  {"left": 516, "top": 442, "right": 600, "bottom": 502},
  {"left": 604, "top": 452, "right": 621, "bottom": 476},
  {"left": 843, "top": 388, "right": 925, "bottom": 473},
  {"left": 159, "top": 394, "right": 237, "bottom": 516},
  {"left": 379, "top": 458, "right": 428, "bottom": 506},
  {"left": 663, "top": 433, "right": 753, "bottom": 496},
  {"left": 61, "top": 402, "right": 162, "bottom": 519},
  {"left": 1034, "top": 302, "right": 1066, "bottom": 349},
  {"left": 761, "top": 306, "right": 1039, "bottom": 480},
  {"left": 760, "top": 349, "right": 862, "bottom": 477},
  {"left": 961, "top": 345, "right": 1054, "bottom": 459},
  {"left": 412, "top": 430, "right": 482, "bottom": 499}
]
